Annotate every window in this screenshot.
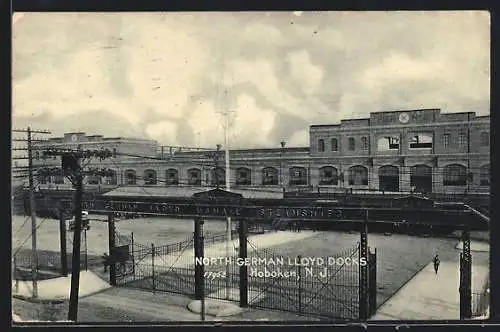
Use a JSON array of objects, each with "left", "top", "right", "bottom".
[
  {"left": 35, "top": 151, "right": 40, "bottom": 160},
  {"left": 236, "top": 167, "right": 251, "bottom": 185},
  {"left": 458, "top": 133, "right": 467, "bottom": 149},
  {"left": 409, "top": 133, "right": 433, "bottom": 149},
  {"left": 86, "top": 176, "right": 101, "bottom": 185},
  {"left": 188, "top": 168, "right": 201, "bottom": 185},
  {"left": 443, "top": 164, "right": 467, "bottom": 186},
  {"left": 480, "top": 164, "right": 490, "bottom": 186},
  {"left": 361, "top": 137, "right": 369, "bottom": 150},
  {"left": 319, "top": 166, "right": 338, "bottom": 185},
  {"left": 54, "top": 170, "right": 65, "bottom": 184},
  {"left": 443, "top": 134, "right": 450, "bottom": 149},
  {"left": 112, "top": 148, "right": 117, "bottom": 157},
  {"left": 348, "top": 165, "right": 368, "bottom": 186},
  {"left": 144, "top": 169, "right": 157, "bottom": 185},
  {"left": 105, "top": 170, "right": 117, "bottom": 185},
  {"left": 124, "top": 170, "right": 137, "bottom": 185},
  {"left": 211, "top": 167, "right": 225, "bottom": 186},
  {"left": 331, "top": 138, "right": 338, "bottom": 152},
  {"left": 377, "top": 136, "right": 400, "bottom": 151},
  {"left": 480, "top": 132, "right": 489, "bottom": 147},
  {"left": 166, "top": 169, "right": 179, "bottom": 185},
  {"left": 348, "top": 138, "right": 355, "bottom": 151},
  {"left": 318, "top": 139, "right": 325, "bottom": 152},
  {"left": 289, "top": 167, "right": 307, "bottom": 186},
  {"left": 262, "top": 167, "right": 278, "bottom": 185}
]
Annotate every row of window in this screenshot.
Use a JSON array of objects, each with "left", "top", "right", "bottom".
[
  {"left": 317, "top": 131, "right": 489, "bottom": 152},
  {"left": 38, "top": 164, "right": 490, "bottom": 187}
]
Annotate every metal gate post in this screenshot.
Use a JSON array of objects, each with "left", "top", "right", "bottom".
[
  {"left": 194, "top": 217, "right": 204, "bottom": 300},
  {"left": 151, "top": 243, "right": 156, "bottom": 292},
  {"left": 359, "top": 210, "right": 369, "bottom": 320},
  {"left": 298, "top": 255, "right": 302, "bottom": 314},
  {"left": 368, "top": 247, "right": 377, "bottom": 317},
  {"left": 131, "top": 232, "right": 135, "bottom": 279},
  {"left": 239, "top": 218, "right": 248, "bottom": 307},
  {"left": 108, "top": 213, "right": 116, "bottom": 286},
  {"left": 460, "top": 229, "right": 472, "bottom": 319}
]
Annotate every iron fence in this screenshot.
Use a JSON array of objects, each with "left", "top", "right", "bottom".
[{"left": 472, "top": 286, "right": 490, "bottom": 318}]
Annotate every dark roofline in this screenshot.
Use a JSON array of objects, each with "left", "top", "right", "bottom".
[
  {"left": 370, "top": 108, "right": 440, "bottom": 114},
  {"left": 341, "top": 118, "right": 370, "bottom": 122},
  {"left": 176, "top": 147, "right": 310, "bottom": 154},
  {"left": 440, "top": 111, "right": 476, "bottom": 115}
]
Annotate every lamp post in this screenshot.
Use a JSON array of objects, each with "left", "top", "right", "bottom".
[{"left": 280, "top": 141, "right": 286, "bottom": 196}]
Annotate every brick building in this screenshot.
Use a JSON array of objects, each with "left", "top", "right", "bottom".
[{"left": 31, "top": 109, "right": 490, "bottom": 195}]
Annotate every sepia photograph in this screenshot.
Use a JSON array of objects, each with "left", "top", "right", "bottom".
[{"left": 11, "top": 11, "right": 490, "bottom": 323}]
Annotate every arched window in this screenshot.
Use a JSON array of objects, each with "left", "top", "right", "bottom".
[
  {"left": 480, "top": 132, "right": 489, "bottom": 147},
  {"left": 124, "top": 169, "right": 137, "bottom": 185},
  {"left": 378, "top": 165, "right": 399, "bottom": 192},
  {"left": 211, "top": 167, "right": 225, "bottom": 186},
  {"left": 318, "top": 139, "right": 325, "bottom": 152},
  {"left": 331, "top": 138, "right": 338, "bottom": 152},
  {"left": 262, "top": 167, "right": 278, "bottom": 185},
  {"left": 236, "top": 167, "right": 252, "bottom": 186},
  {"left": 188, "top": 168, "right": 201, "bottom": 186},
  {"left": 348, "top": 165, "right": 368, "bottom": 186},
  {"left": 166, "top": 169, "right": 179, "bottom": 185},
  {"left": 319, "top": 166, "right": 338, "bottom": 185},
  {"left": 289, "top": 167, "right": 307, "bottom": 186},
  {"left": 480, "top": 164, "right": 490, "bottom": 186},
  {"left": 443, "top": 164, "right": 467, "bottom": 186},
  {"left": 105, "top": 170, "right": 117, "bottom": 185},
  {"left": 144, "top": 169, "right": 157, "bottom": 185}
]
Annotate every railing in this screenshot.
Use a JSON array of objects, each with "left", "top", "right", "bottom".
[{"left": 472, "top": 289, "right": 490, "bottom": 318}]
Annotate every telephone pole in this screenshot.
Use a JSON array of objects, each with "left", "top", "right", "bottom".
[
  {"left": 12, "top": 128, "right": 51, "bottom": 299},
  {"left": 42, "top": 147, "right": 114, "bottom": 321}
]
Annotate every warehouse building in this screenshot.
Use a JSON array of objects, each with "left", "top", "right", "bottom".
[{"left": 31, "top": 108, "right": 490, "bottom": 195}]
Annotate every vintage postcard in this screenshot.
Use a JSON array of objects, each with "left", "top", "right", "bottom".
[{"left": 11, "top": 11, "right": 490, "bottom": 323}]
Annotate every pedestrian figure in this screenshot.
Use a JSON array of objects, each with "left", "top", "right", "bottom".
[{"left": 433, "top": 253, "right": 440, "bottom": 274}]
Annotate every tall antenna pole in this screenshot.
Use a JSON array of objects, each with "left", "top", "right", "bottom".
[
  {"left": 27, "top": 127, "right": 38, "bottom": 299},
  {"left": 224, "top": 107, "right": 232, "bottom": 300}
]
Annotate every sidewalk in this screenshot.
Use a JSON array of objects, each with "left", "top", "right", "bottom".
[
  {"left": 372, "top": 259, "right": 489, "bottom": 320},
  {"left": 12, "top": 270, "right": 111, "bottom": 301}
]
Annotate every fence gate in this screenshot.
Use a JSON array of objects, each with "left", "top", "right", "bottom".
[{"left": 244, "top": 238, "right": 361, "bottom": 320}]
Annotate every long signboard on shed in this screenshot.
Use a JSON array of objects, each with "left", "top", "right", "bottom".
[{"left": 44, "top": 198, "right": 485, "bottom": 229}]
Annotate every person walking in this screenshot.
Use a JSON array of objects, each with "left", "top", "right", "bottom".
[{"left": 433, "top": 253, "right": 440, "bottom": 274}]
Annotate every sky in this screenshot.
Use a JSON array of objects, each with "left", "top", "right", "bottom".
[{"left": 12, "top": 11, "right": 490, "bottom": 149}]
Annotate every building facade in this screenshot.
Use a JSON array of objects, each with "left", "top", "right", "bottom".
[{"left": 31, "top": 109, "right": 490, "bottom": 195}]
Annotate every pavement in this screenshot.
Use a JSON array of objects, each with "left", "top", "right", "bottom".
[
  {"left": 372, "top": 242, "right": 489, "bottom": 321},
  {"left": 135, "top": 230, "right": 317, "bottom": 273},
  {"left": 12, "top": 270, "right": 111, "bottom": 301}
]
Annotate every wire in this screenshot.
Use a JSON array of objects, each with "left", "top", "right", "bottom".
[
  {"left": 12, "top": 215, "right": 31, "bottom": 239},
  {"left": 13, "top": 218, "right": 48, "bottom": 256}
]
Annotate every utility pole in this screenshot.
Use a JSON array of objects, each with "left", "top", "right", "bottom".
[
  {"left": 42, "top": 147, "right": 114, "bottom": 321},
  {"left": 12, "top": 128, "right": 51, "bottom": 299}
]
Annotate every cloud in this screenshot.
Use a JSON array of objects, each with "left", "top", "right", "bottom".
[
  {"left": 286, "top": 50, "right": 324, "bottom": 95},
  {"left": 146, "top": 121, "right": 178, "bottom": 144},
  {"left": 12, "top": 12, "right": 490, "bottom": 149}
]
